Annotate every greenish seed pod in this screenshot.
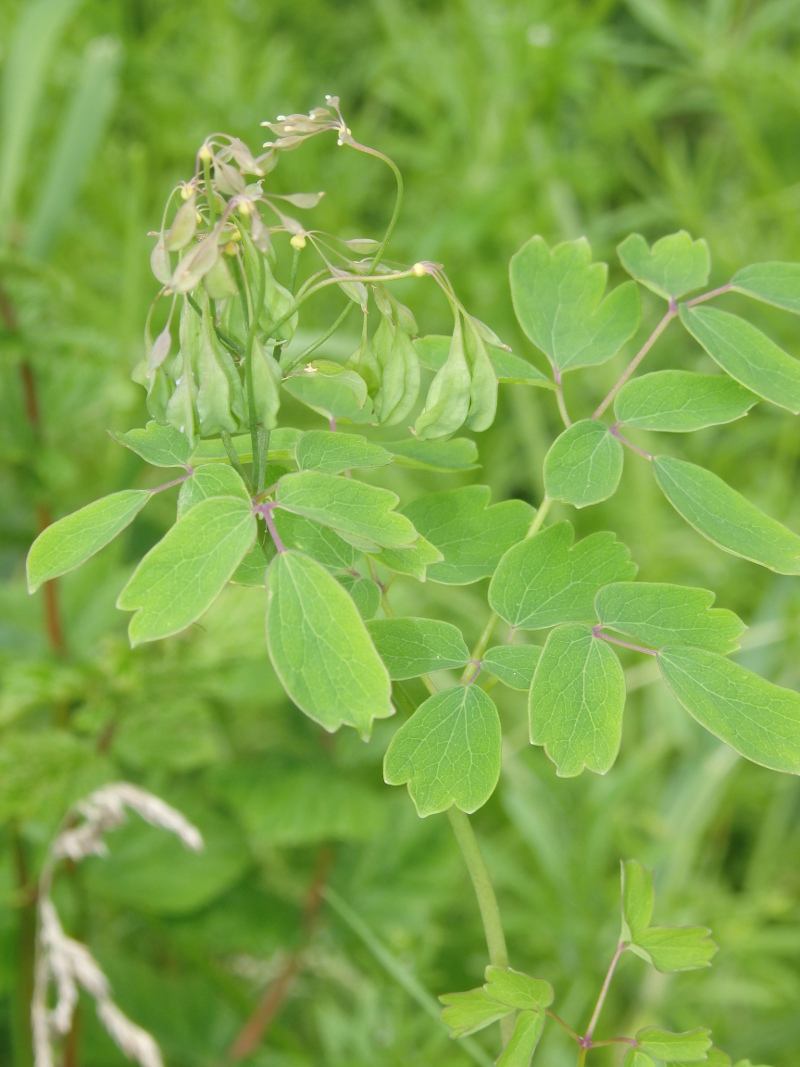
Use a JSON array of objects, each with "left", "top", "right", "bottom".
[
  {"left": 195, "top": 301, "right": 245, "bottom": 436},
  {"left": 145, "top": 365, "right": 173, "bottom": 423},
  {"left": 374, "top": 318, "right": 420, "bottom": 426},
  {"left": 415, "top": 314, "right": 471, "bottom": 439},
  {"left": 164, "top": 193, "right": 197, "bottom": 252},
  {"left": 247, "top": 337, "right": 282, "bottom": 429},
  {"left": 165, "top": 346, "right": 198, "bottom": 446},
  {"left": 464, "top": 319, "right": 498, "bottom": 432}
]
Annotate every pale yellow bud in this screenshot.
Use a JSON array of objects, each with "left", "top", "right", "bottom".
[
  {"left": 412, "top": 262, "right": 427, "bottom": 278},
  {"left": 224, "top": 241, "right": 237, "bottom": 256},
  {"left": 290, "top": 234, "right": 307, "bottom": 250},
  {"left": 198, "top": 144, "right": 213, "bottom": 163}
]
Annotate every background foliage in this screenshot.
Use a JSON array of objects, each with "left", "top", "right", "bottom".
[{"left": 1, "top": 1, "right": 800, "bottom": 1065}]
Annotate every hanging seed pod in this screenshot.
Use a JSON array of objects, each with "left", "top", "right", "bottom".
[
  {"left": 415, "top": 314, "right": 471, "bottom": 439},
  {"left": 464, "top": 319, "right": 498, "bottom": 432},
  {"left": 195, "top": 301, "right": 245, "bottom": 436},
  {"left": 150, "top": 237, "right": 171, "bottom": 285},
  {"left": 246, "top": 337, "right": 282, "bottom": 429},
  {"left": 262, "top": 259, "right": 298, "bottom": 342},
  {"left": 165, "top": 345, "right": 198, "bottom": 446},
  {"left": 213, "top": 158, "right": 246, "bottom": 196},
  {"left": 373, "top": 316, "right": 420, "bottom": 426},
  {"left": 170, "top": 235, "right": 220, "bottom": 294},
  {"left": 147, "top": 323, "right": 173, "bottom": 374},
  {"left": 203, "top": 255, "right": 238, "bottom": 300},
  {"left": 391, "top": 296, "right": 418, "bottom": 337},
  {"left": 164, "top": 194, "right": 197, "bottom": 252},
  {"left": 145, "top": 365, "right": 173, "bottom": 424},
  {"left": 345, "top": 316, "right": 381, "bottom": 396}
]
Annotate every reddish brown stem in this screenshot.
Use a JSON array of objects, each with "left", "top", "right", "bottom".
[{"left": 227, "top": 846, "right": 333, "bottom": 1061}]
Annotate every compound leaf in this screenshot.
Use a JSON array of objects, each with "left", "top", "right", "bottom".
[
  {"left": 366, "top": 618, "right": 470, "bottom": 679},
  {"left": 510, "top": 236, "right": 640, "bottom": 372},
  {"left": 403, "top": 486, "right": 534, "bottom": 585},
  {"left": 636, "top": 1028, "right": 712, "bottom": 1062},
  {"left": 383, "top": 686, "right": 502, "bottom": 816},
  {"left": 489, "top": 521, "right": 636, "bottom": 630},
  {"left": 28, "top": 490, "right": 151, "bottom": 592},
  {"left": 266, "top": 550, "right": 392, "bottom": 737},
  {"left": 631, "top": 925, "right": 717, "bottom": 973},
  {"left": 439, "top": 988, "right": 511, "bottom": 1039},
  {"left": 496, "top": 1011, "right": 546, "bottom": 1067},
  {"left": 483, "top": 967, "right": 554, "bottom": 1011},
  {"left": 295, "top": 430, "right": 392, "bottom": 475},
  {"left": 117, "top": 497, "right": 256, "bottom": 645},
  {"left": 621, "top": 859, "right": 654, "bottom": 942},
  {"left": 529, "top": 623, "right": 626, "bottom": 777},
  {"left": 653, "top": 455, "right": 800, "bottom": 574},
  {"left": 482, "top": 645, "right": 542, "bottom": 691},
  {"left": 177, "top": 463, "right": 250, "bottom": 517},
  {"left": 544, "top": 420, "right": 624, "bottom": 508},
  {"left": 614, "top": 370, "right": 758, "bottom": 432},
  {"left": 731, "top": 261, "right": 800, "bottom": 315},
  {"left": 109, "top": 421, "right": 192, "bottom": 467},
  {"left": 595, "top": 582, "right": 745, "bottom": 654},
  {"left": 617, "top": 231, "right": 710, "bottom": 299},
  {"left": 658, "top": 646, "right": 800, "bottom": 774},
  {"left": 679, "top": 304, "right": 800, "bottom": 414},
  {"left": 276, "top": 471, "right": 417, "bottom": 550}
]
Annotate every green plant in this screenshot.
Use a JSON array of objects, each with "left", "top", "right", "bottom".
[{"left": 25, "top": 101, "right": 800, "bottom": 1066}]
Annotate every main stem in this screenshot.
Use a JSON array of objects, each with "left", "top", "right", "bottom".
[{"left": 447, "top": 807, "right": 513, "bottom": 1046}]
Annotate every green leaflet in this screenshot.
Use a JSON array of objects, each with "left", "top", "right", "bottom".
[
  {"left": 402, "top": 485, "right": 535, "bottom": 585},
  {"left": 489, "top": 521, "right": 636, "bottom": 630},
  {"left": 489, "top": 347, "right": 551, "bottom": 386},
  {"left": 383, "top": 685, "right": 502, "bottom": 816},
  {"left": 335, "top": 574, "right": 381, "bottom": 620},
  {"left": 271, "top": 510, "right": 358, "bottom": 571},
  {"left": 632, "top": 925, "right": 717, "bottom": 973},
  {"left": 636, "top": 1028, "right": 712, "bottom": 1063},
  {"left": 543, "top": 420, "right": 624, "bottom": 508},
  {"left": 529, "top": 623, "right": 625, "bottom": 777},
  {"left": 265, "top": 550, "right": 392, "bottom": 738},
  {"left": 439, "top": 988, "right": 510, "bottom": 1038},
  {"left": 614, "top": 370, "right": 758, "bottom": 432},
  {"left": 621, "top": 859, "right": 654, "bottom": 942},
  {"left": 510, "top": 236, "right": 641, "bottom": 372},
  {"left": 483, "top": 967, "right": 553, "bottom": 1012},
  {"left": 414, "top": 317, "right": 472, "bottom": 439},
  {"left": 109, "top": 421, "right": 193, "bottom": 467},
  {"left": 27, "top": 490, "right": 151, "bottom": 592},
  {"left": 679, "top": 304, "right": 800, "bottom": 414},
  {"left": 496, "top": 1011, "right": 545, "bottom": 1067},
  {"left": 366, "top": 618, "right": 470, "bottom": 679},
  {"left": 731, "top": 261, "right": 800, "bottom": 315},
  {"left": 117, "top": 496, "right": 256, "bottom": 645},
  {"left": 624, "top": 1052, "right": 656, "bottom": 1067},
  {"left": 275, "top": 471, "right": 418, "bottom": 550},
  {"left": 595, "top": 582, "right": 745, "bottom": 654},
  {"left": 383, "top": 436, "right": 479, "bottom": 472},
  {"left": 653, "top": 455, "right": 800, "bottom": 574},
  {"left": 282, "top": 361, "right": 375, "bottom": 424},
  {"left": 658, "top": 646, "right": 800, "bottom": 774},
  {"left": 369, "top": 536, "right": 443, "bottom": 581},
  {"left": 177, "top": 463, "right": 250, "bottom": 517},
  {"left": 617, "top": 231, "right": 710, "bottom": 299},
  {"left": 619, "top": 859, "right": 717, "bottom": 971},
  {"left": 295, "top": 430, "right": 391, "bottom": 475},
  {"left": 230, "top": 543, "right": 270, "bottom": 587},
  {"left": 482, "top": 645, "right": 542, "bottom": 691}
]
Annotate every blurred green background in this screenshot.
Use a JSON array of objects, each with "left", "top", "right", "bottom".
[{"left": 1, "top": 1, "right": 800, "bottom": 1064}]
